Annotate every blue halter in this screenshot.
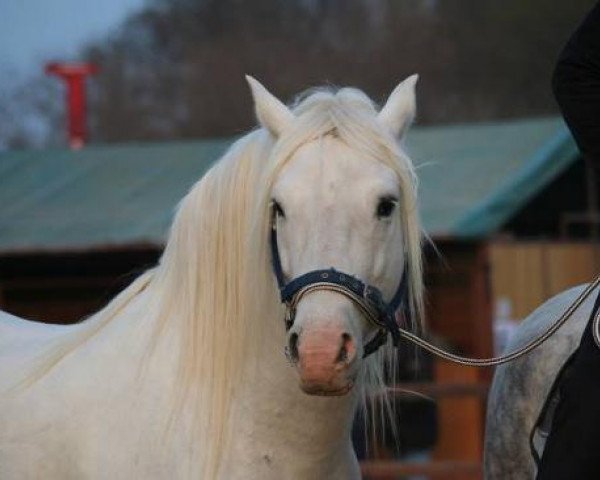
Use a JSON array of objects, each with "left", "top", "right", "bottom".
[{"left": 269, "top": 212, "right": 411, "bottom": 357}]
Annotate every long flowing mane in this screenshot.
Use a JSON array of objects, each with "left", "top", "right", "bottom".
[
  {"left": 151, "top": 85, "right": 424, "bottom": 474},
  {"left": 11, "top": 86, "right": 424, "bottom": 477}
]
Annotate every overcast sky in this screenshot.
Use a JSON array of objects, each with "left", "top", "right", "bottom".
[{"left": 0, "top": 0, "right": 145, "bottom": 78}]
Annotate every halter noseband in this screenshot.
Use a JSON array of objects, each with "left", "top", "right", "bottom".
[{"left": 270, "top": 213, "right": 411, "bottom": 358}]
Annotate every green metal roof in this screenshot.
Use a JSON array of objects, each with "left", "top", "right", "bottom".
[
  {"left": 408, "top": 116, "right": 578, "bottom": 238},
  {"left": 0, "top": 117, "right": 578, "bottom": 253},
  {"left": 0, "top": 140, "right": 229, "bottom": 253}
]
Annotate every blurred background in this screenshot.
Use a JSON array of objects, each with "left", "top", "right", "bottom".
[
  {"left": 0, "top": 0, "right": 594, "bottom": 148},
  {"left": 0, "top": 1, "right": 598, "bottom": 479}
]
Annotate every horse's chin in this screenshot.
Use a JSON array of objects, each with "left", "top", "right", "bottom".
[{"left": 300, "top": 380, "right": 355, "bottom": 397}]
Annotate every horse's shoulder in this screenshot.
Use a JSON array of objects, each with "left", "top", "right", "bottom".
[
  {"left": 484, "top": 284, "right": 595, "bottom": 478},
  {"left": 491, "top": 283, "right": 594, "bottom": 415}
]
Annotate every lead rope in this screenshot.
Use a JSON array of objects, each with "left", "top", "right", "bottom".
[
  {"left": 397, "top": 274, "right": 600, "bottom": 367},
  {"left": 593, "top": 300, "right": 600, "bottom": 349}
]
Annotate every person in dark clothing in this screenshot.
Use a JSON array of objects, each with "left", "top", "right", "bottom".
[
  {"left": 536, "top": 3, "right": 600, "bottom": 479},
  {"left": 552, "top": 2, "right": 600, "bottom": 164}
]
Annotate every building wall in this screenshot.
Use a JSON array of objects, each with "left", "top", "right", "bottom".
[
  {"left": 426, "top": 240, "right": 494, "bottom": 359},
  {"left": 423, "top": 240, "right": 493, "bottom": 478},
  {"left": 0, "top": 248, "right": 160, "bottom": 324},
  {"left": 489, "top": 240, "right": 600, "bottom": 320}
]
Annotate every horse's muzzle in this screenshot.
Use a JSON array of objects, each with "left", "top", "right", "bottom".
[{"left": 292, "top": 326, "right": 357, "bottom": 396}]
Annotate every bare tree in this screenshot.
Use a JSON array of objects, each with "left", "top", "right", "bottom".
[{"left": 2, "top": 0, "right": 595, "bottom": 147}]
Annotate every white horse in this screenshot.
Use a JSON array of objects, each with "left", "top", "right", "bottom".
[
  {"left": 0, "top": 75, "right": 425, "bottom": 479},
  {"left": 484, "top": 285, "right": 596, "bottom": 478}
]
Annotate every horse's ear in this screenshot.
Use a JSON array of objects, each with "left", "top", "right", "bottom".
[
  {"left": 378, "top": 74, "right": 418, "bottom": 137},
  {"left": 246, "top": 75, "right": 294, "bottom": 137}
]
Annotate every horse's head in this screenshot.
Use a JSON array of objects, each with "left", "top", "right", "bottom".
[{"left": 247, "top": 76, "right": 421, "bottom": 396}]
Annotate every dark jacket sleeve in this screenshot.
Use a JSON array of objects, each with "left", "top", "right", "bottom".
[{"left": 552, "top": 2, "right": 600, "bottom": 161}]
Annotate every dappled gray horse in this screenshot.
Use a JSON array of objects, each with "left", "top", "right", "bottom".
[{"left": 484, "top": 285, "right": 596, "bottom": 478}]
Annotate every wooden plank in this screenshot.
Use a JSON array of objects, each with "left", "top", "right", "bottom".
[
  {"left": 490, "top": 241, "right": 600, "bottom": 320},
  {"left": 546, "top": 243, "right": 600, "bottom": 295},
  {"left": 361, "top": 460, "right": 481, "bottom": 479},
  {"left": 425, "top": 242, "right": 480, "bottom": 355},
  {"left": 470, "top": 243, "right": 494, "bottom": 363},
  {"left": 489, "top": 243, "right": 546, "bottom": 319},
  {"left": 386, "top": 382, "right": 489, "bottom": 399},
  {"left": 2, "top": 275, "right": 121, "bottom": 290},
  {"left": 432, "top": 361, "right": 484, "bottom": 480}
]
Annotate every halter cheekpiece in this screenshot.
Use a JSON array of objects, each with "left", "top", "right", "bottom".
[{"left": 269, "top": 211, "right": 411, "bottom": 358}]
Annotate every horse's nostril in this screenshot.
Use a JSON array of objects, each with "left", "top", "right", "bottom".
[
  {"left": 337, "top": 344, "right": 348, "bottom": 363},
  {"left": 288, "top": 332, "right": 300, "bottom": 363},
  {"left": 336, "top": 333, "right": 355, "bottom": 364}
]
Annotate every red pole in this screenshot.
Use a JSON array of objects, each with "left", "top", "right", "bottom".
[{"left": 45, "top": 63, "right": 99, "bottom": 150}]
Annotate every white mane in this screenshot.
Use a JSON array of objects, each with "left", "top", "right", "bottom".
[{"left": 12, "top": 86, "right": 424, "bottom": 477}]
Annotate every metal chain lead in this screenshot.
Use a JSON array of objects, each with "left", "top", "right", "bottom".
[{"left": 398, "top": 274, "right": 600, "bottom": 367}]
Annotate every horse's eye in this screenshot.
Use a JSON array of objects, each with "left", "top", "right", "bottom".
[
  {"left": 272, "top": 200, "right": 286, "bottom": 219},
  {"left": 376, "top": 197, "right": 397, "bottom": 219}
]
